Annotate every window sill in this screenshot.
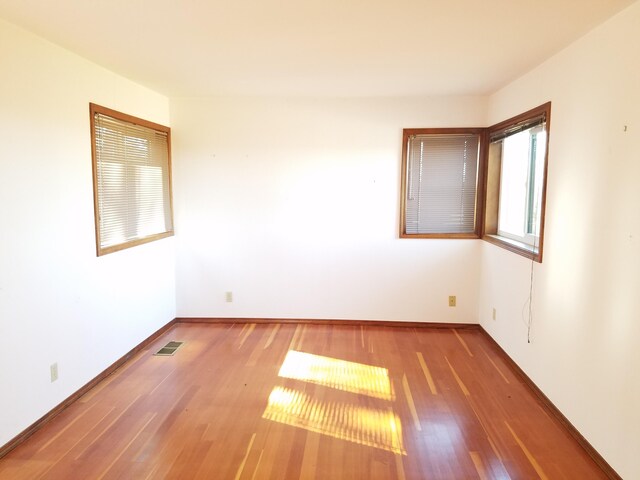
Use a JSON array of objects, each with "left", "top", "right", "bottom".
[
  {"left": 97, "top": 230, "right": 174, "bottom": 256},
  {"left": 482, "top": 234, "right": 542, "bottom": 262},
  {"left": 400, "top": 232, "right": 480, "bottom": 239}
]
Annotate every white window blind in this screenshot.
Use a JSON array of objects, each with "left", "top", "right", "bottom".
[
  {"left": 92, "top": 109, "right": 173, "bottom": 255},
  {"left": 405, "top": 134, "right": 480, "bottom": 234}
]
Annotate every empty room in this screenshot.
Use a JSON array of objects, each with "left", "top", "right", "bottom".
[{"left": 0, "top": 0, "right": 638, "bottom": 478}]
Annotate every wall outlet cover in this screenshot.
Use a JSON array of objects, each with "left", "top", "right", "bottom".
[{"left": 50, "top": 363, "right": 59, "bottom": 382}]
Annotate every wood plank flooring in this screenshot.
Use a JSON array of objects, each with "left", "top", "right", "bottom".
[{"left": 0, "top": 323, "right": 607, "bottom": 479}]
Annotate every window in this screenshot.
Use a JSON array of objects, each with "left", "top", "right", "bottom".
[
  {"left": 399, "top": 103, "right": 550, "bottom": 262},
  {"left": 496, "top": 125, "right": 545, "bottom": 244},
  {"left": 483, "top": 103, "right": 551, "bottom": 262},
  {"left": 400, "top": 128, "right": 483, "bottom": 238},
  {"left": 90, "top": 103, "right": 174, "bottom": 256}
]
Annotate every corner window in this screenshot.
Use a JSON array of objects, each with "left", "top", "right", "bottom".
[
  {"left": 399, "top": 103, "right": 551, "bottom": 262},
  {"left": 400, "top": 128, "right": 483, "bottom": 238},
  {"left": 483, "top": 103, "right": 550, "bottom": 262},
  {"left": 90, "top": 103, "right": 174, "bottom": 256}
]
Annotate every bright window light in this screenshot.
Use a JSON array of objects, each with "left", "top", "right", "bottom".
[{"left": 497, "top": 127, "right": 546, "bottom": 248}]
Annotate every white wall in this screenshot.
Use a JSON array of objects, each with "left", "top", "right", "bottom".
[
  {"left": 0, "top": 20, "right": 175, "bottom": 446},
  {"left": 479, "top": 2, "right": 640, "bottom": 478},
  {"left": 172, "top": 96, "right": 486, "bottom": 322}
]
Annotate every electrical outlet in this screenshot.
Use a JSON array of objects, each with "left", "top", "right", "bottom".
[
  {"left": 50, "top": 363, "right": 58, "bottom": 383},
  {"left": 225, "top": 291, "right": 233, "bottom": 303},
  {"left": 448, "top": 296, "right": 456, "bottom": 307},
  {"left": 492, "top": 308, "right": 497, "bottom": 320}
]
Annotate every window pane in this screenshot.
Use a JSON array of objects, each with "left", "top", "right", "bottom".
[
  {"left": 405, "top": 133, "right": 479, "bottom": 235},
  {"left": 91, "top": 104, "right": 174, "bottom": 256},
  {"left": 527, "top": 130, "right": 546, "bottom": 236},
  {"left": 496, "top": 125, "right": 547, "bottom": 247},
  {"left": 498, "top": 130, "right": 530, "bottom": 239}
]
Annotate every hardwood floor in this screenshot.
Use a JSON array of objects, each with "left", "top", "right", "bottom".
[{"left": 0, "top": 322, "right": 608, "bottom": 479}]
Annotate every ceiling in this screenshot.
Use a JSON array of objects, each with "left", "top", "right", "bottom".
[{"left": 0, "top": 0, "right": 635, "bottom": 97}]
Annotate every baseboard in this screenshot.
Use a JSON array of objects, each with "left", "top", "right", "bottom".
[
  {"left": 479, "top": 326, "right": 621, "bottom": 480},
  {"left": 0, "top": 318, "right": 177, "bottom": 459},
  {"left": 176, "top": 317, "right": 480, "bottom": 329}
]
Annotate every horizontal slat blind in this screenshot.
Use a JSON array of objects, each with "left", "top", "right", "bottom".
[
  {"left": 94, "top": 113, "right": 173, "bottom": 251},
  {"left": 405, "top": 134, "right": 479, "bottom": 234}
]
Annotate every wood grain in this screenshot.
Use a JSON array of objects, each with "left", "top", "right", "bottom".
[
  {"left": 0, "top": 318, "right": 177, "bottom": 459},
  {"left": 0, "top": 322, "right": 613, "bottom": 479}
]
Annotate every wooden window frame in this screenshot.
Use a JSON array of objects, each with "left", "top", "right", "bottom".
[
  {"left": 90, "top": 103, "right": 175, "bottom": 256},
  {"left": 480, "top": 102, "right": 551, "bottom": 263},
  {"left": 399, "top": 128, "right": 486, "bottom": 239},
  {"left": 399, "top": 103, "right": 551, "bottom": 263}
]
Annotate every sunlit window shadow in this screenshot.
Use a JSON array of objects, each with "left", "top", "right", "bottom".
[
  {"left": 263, "top": 386, "right": 406, "bottom": 455},
  {"left": 263, "top": 350, "right": 405, "bottom": 454},
  {"left": 278, "top": 350, "right": 394, "bottom": 401}
]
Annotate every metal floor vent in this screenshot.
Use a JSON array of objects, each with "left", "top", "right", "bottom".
[{"left": 154, "top": 341, "right": 184, "bottom": 356}]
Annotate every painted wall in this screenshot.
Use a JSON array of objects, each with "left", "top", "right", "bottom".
[
  {"left": 171, "top": 96, "right": 486, "bottom": 323},
  {"left": 0, "top": 20, "right": 175, "bottom": 446},
  {"left": 479, "top": 2, "right": 640, "bottom": 477}
]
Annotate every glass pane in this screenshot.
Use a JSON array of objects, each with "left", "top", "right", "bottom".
[
  {"left": 527, "top": 131, "right": 546, "bottom": 236},
  {"left": 498, "top": 130, "right": 530, "bottom": 238}
]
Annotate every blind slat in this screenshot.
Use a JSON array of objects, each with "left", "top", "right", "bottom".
[
  {"left": 406, "top": 133, "right": 479, "bottom": 234},
  {"left": 94, "top": 112, "right": 173, "bottom": 250}
]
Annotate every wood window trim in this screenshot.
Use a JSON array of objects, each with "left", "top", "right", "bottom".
[
  {"left": 399, "top": 103, "right": 550, "bottom": 263},
  {"left": 90, "top": 103, "right": 175, "bottom": 256},
  {"left": 399, "top": 127, "right": 486, "bottom": 239},
  {"left": 480, "top": 102, "right": 551, "bottom": 263}
]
